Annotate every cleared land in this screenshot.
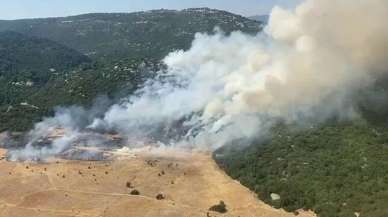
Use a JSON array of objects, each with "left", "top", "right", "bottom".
[{"left": 0, "top": 148, "right": 315, "bottom": 217}]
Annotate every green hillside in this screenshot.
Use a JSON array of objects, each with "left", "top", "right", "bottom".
[
  {"left": 214, "top": 75, "right": 388, "bottom": 217},
  {"left": 215, "top": 115, "right": 388, "bottom": 217},
  {"left": 0, "top": 31, "right": 93, "bottom": 130},
  {"left": 0, "top": 8, "right": 262, "bottom": 61},
  {"left": 0, "top": 9, "right": 262, "bottom": 132},
  {"left": 0, "top": 31, "right": 158, "bottom": 132},
  {"left": 0, "top": 31, "right": 90, "bottom": 78},
  {"left": 0, "top": 55, "right": 157, "bottom": 132}
]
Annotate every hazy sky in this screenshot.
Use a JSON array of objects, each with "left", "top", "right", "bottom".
[{"left": 0, "top": 0, "right": 301, "bottom": 20}]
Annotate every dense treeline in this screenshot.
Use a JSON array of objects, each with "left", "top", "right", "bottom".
[{"left": 215, "top": 119, "right": 388, "bottom": 217}]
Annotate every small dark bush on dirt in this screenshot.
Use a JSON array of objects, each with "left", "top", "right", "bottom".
[
  {"left": 156, "top": 193, "right": 165, "bottom": 200},
  {"left": 209, "top": 201, "right": 227, "bottom": 213},
  {"left": 130, "top": 189, "right": 140, "bottom": 195}
]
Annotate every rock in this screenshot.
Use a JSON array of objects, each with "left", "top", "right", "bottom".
[{"left": 270, "top": 193, "right": 281, "bottom": 201}]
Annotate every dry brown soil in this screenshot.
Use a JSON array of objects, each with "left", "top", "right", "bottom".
[{"left": 0, "top": 148, "right": 315, "bottom": 217}]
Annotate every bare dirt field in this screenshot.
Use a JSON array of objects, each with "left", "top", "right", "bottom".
[{"left": 0, "top": 148, "right": 315, "bottom": 217}]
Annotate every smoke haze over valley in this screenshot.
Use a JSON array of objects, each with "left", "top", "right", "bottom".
[{"left": 7, "top": 0, "right": 388, "bottom": 162}]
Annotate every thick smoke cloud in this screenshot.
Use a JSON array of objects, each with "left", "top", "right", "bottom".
[{"left": 7, "top": 0, "right": 388, "bottom": 160}]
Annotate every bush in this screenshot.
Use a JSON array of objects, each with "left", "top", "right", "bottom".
[
  {"left": 156, "top": 193, "right": 165, "bottom": 200},
  {"left": 130, "top": 189, "right": 140, "bottom": 195},
  {"left": 209, "top": 201, "right": 227, "bottom": 213}
]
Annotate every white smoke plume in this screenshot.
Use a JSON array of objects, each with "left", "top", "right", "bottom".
[{"left": 7, "top": 0, "right": 388, "bottom": 160}]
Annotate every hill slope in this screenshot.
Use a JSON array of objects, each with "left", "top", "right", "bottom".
[
  {"left": 248, "top": 15, "right": 269, "bottom": 24},
  {"left": 0, "top": 9, "right": 263, "bottom": 132},
  {"left": 0, "top": 31, "right": 90, "bottom": 79},
  {"left": 215, "top": 119, "right": 388, "bottom": 217},
  {"left": 0, "top": 31, "right": 156, "bottom": 132},
  {"left": 0, "top": 31, "right": 91, "bottom": 109},
  {"left": 0, "top": 8, "right": 262, "bottom": 61}
]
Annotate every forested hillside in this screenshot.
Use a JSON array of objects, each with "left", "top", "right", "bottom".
[
  {"left": 216, "top": 116, "right": 388, "bottom": 217},
  {"left": 0, "top": 9, "right": 263, "bottom": 132},
  {"left": 0, "top": 8, "right": 262, "bottom": 61},
  {"left": 0, "top": 31, "right": 92, "bottom": 130},
  {"left": 0, "top": 31, "right": 90, "bottom": 79}
]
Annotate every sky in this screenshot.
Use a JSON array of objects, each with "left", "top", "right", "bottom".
[{"left": 0, "top": 0, "right": 301, "bottom": 20}]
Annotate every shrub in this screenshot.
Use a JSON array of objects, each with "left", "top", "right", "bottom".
[
  {"left": 130, "top": 189, "right": 140, "bottom": 195},
  {"left": 209, "top": 201, "right": 227, "bottom": 213}
]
